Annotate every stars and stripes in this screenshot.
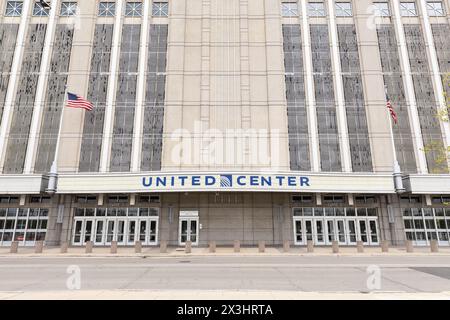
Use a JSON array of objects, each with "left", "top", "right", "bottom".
[
  {"left": 385, "top": 89, "right": 398, "bottom": 125},
  {"left": 66, "top": 92, "right": 94, "bottom": 111}
]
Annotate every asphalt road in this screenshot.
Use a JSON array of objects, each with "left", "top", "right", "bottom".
[{"left": 0, "top": 256, "right": 450, "bottom": 293}]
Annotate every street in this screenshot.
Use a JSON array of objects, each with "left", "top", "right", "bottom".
[{"left": 0, "top": 255, "right": 449, "bottom": 295}]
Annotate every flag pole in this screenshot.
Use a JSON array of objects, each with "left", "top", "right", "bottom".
[
  {"left": 385, "top": 86, "right": 405, "bottom": 193},
  {"left": 46, "top": 86, "right": 68, "bottom": 193}
]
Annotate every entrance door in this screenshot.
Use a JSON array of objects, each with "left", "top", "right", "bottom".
[
  {"left": 179, "top": 218, "right": 199, "bottom": 246},
  {"left": 127, "top": 219, "right": 137, "bottom": 245},
  {"left": 336, "top": 219, "right": 346, "bottom": 245},
  {"left": 83, "top": 219, "right": 94, "bottom": 244},
  {"left": 73, "top": 220, "right": 83, "bottom": 245},
  {"left": 368, "top": 219, "right": 379, "bottom": 245},
  {"left": 116, "top": 219, "right": 126, "bottom": 245},
  {"left": 358, "top": 219, "right": 369, "bottom": 244},
  {"left": 94, "top": 219, "right": 105, "bottom": 245},
  {"left": 347, "top": 219, "right": 357, "bottom": 245},
  {"left": 325, "top": 219, "right": 336, "bottom": 244},
  {"left": 105, "top": 220, "right": 115, "bottom": 245},
  {"left": 293, "top": 218, "right": 305, "bottom": 245},
  {"left": 314, "top": 219, "right": 325, "bottom": 245},
  {"left": 304, "top": 219, "right": 314, "bottom": 243}
]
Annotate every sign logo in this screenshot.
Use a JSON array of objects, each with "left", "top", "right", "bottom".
[{"left": 220, "top": 175, "right": 233, "bottom": 188}]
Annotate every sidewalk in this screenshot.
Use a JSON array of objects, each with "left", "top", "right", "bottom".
[
  {"left": 1, "top": 245, "right": 450, "bottom": 257},
  {"left": 1, "top": 289, "right": 449, "bottom": 300}
]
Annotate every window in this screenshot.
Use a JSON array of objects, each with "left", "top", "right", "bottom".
[
  {"left": 427, "top": 1, "right": 445, "bottom": 16},
  {"left": 99, "top": 2, "right": 116, "bottom": 16},
  {"left": 292, "top": 195, "right": 314, "bottom": 203},
  {"left": 373, "top": 2, "right": 390, "bottom": 16},
  {"left": 5, "top": 1, "right": 23, "bottom": 16},
  {"left": 308, "top": 2, "right": 326, "bottom": 16},
  {"left": 355, "top": 196, "right": 377, "bottom": 204},
  {"left": 138, "top": 195, "right": 161, "bottom": 203},
  {"left": 400, "top": 195, "right": 422, "bottom": 203},
  {"left": 125, "top": 1, "right": 142, "bottom": 16},
  {"left": 30, "top": 196, "right": 51, "bottom": 204},
  {"left": 335, "top": 2, "right": 352, "bottom": 16},
  {"left": 323, "top": 195, "right": 345, "bottom": 204},
  {"left": 107, "top": 195, "right": 129, "bottom": 204},
  {"left": 60, "top": 2, "right": 77, "bottom": 16},
  {"left": 0, "top": 196, "right": 19, "bottom": 204},
  {"left": 400, "top": 2, "right": 417, "bottom": 16},
  {"left": 33, "top": 1, "right": 50, "bottom": 16},
  {"left": 152, "top": 2, "right": 168, "bottom": 16},
  {"left": 281, "top": 2, "right": 299, "bottom": 17},
  {"left": 75, "top": 195, "right": 97, "bottom": 204}
]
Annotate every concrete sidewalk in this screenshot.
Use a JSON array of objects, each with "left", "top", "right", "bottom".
[
  {"left": 0, "top": 289, "right": 449, "bottom": 300},
  {"left": 1, "top": 246, "right": 450, "bottom": 257}
]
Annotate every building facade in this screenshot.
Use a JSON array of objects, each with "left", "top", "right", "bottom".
[{"left": 1, "top": 0, "right": 450, "bottom": 248}]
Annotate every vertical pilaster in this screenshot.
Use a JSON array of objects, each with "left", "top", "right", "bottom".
[
  {"left": 0, "top": 0, "right": 32, "bottom": 170},
  {"left": 100, "top": 0, "right": 124, "bottom": 172},
  {"left": 326, "top": 0, "right": 352, "bottom": 172},
  {"left": 391, "top": 0, "right": 428, "bottom": 174},
  {"left": 131, "top": 0, "right": 151, "bottom": 172},
  {"left": 23, "top": 0, "right": 60, "bottom": 173},
  {"left": 300, "top": 0, "right": 320, "bottom": 172},
  {"left": 418, "top": 0, "right": 450, "bottom": 168}
]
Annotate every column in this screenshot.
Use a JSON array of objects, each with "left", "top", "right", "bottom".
[
  {"left": 0, "top": 0, "right": 32, "bottom": 170},
  {"left": 300, "top": 0, "right": 320, "bottom": 172},
  {"left": 131, "top": 0, "right": 151, "bottom": 172},
  {"left": 418, "top": 0, "right": 450, "bottom": 168},
  {"left": 100, "top": 0, "right": 124, "bottom": 172},
  {"left": 391, "top": 0, "right": 428, "bottom": 173},
  {"left": 326, "top": 0, "right": 352, "bottom": 172}
]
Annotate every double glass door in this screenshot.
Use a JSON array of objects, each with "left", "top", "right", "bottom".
[
  {"left": 73, "top": 218, "right": 158, "bottom": 246},
  {"left": 179, "top": 217, "right": 199, "bottom": 246},
  {"left": 293, "top": 217, "right": 379, "bottom": 246}
]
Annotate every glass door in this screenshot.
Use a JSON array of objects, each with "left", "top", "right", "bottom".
[
  {"left": 325, "top": 219, "right": 336, "bottom": 245},
  {"left": 116, "top": 219, "right": 126, "bottom": 245},
  {"left": 293, "top": 219, "right": 305, "bottom": 245},
  {"left": 127, "top": 219, "right": 137, "bottom": 245},
  {"left": 94, "top": 219, "right": 105, "bottom": 245},
  {"left": 148, "top": 219, "right": 158, "bottom": 244},
  {"left": 368, "top": 219, "right": 379, "bottom": 245},
  {"left": 304, "top": 219, "right": 313, "bottom": 243},
  {"left": 83, "top": 219, "right": 94, "bottom": 244},
  {"left": 358, "top": 219, "right": 369, "bottom": 244},
  {"left": 314, "top": 219, "right": 325, "bottom": 245},
  {"left": 179, "top": 218, "right": 199, "bottom": 246},
  {"left": 105, "top": 220, "right": 115, "bottom": 245},
  {"left": 347, "top": 219, "right": 357, "bottom": 245},
  {"left": 336, "top": 219, "right": 346, "bottom": 245},
  {"left": 72, "top": 220, "right": 83, "bottom": 245}
]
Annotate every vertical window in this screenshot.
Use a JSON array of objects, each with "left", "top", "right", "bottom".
[
  {"left": 5, "top": 1, "right": 23, "bottom": 16},
  {"left": 427, "top": 1, "right": 445, "bottom": 16},
  {"left": 281, "top": 2, "right": 299, "bottom": 17},
  {"left": 125, "top": 1, "right": 142, "bottom": 16},
  {"left": 33, "top": 1, "right": 50, "bottom": 16},
  {"left": 60, "top": 2, "right": 77, "bottom": 16},
  {"left": 308, "top": 2, "right": 326, "bottom": 17},
  {"left": 152, "top": 2, "right": 168, "bottom": 16},
  {"left": 335, "top": 2, "right": 352, "bottom": 16},
  {"left": 373, "top": 2, "right": 390, "bottom": 16},
  {"left": 99, "top": 2, "right": 116, "bottom": 16},
  {"left": 400, "top": 2, "right": 418, "bottom": 16}
]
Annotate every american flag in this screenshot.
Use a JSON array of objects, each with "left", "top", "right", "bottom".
[
  {"left": 386, "top": 94, "right": 398, "bottom": 124},
  {"left": 66, "top": 92, "right": 94, "bottom": 111}
]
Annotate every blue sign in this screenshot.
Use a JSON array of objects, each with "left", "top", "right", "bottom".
[{"left": 142, "top": 174, "right": 310, "bottom": 190}]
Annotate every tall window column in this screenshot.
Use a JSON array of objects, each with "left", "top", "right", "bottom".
[{"left": 391, "top": 0, "right": 428, "bottom": 173}]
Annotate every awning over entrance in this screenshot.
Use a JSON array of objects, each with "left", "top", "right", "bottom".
[{"left": 403, "top": 174, "right": 450, "bottom": 194}]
